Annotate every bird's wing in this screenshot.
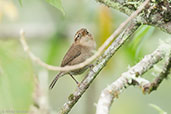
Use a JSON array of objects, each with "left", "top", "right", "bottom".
[{"left": 61, "top": 44, "right": 82, "bottom": 67}]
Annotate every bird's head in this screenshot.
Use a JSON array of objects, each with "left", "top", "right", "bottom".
[{"left": 74, "top": 28, "right": 96, "bottom": 49}]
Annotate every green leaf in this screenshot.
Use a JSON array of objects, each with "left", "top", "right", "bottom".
[
  {"left": 128, "top": 25, "right": 155, "bottom": 58},
  {"left": 149, "top": 104, "right": 167, "bottom": 114},
  {"left": 131, "top": 25, "right": 154, "bottom": 51},
  {"left": 124, "top": 25, "right": 155, "bottom": 63},
  {"left": 18, "top": 0, "right": 23, "bottom": 6},
  {"left": 46, "top": 0, "right": 65, "bottom": 15}
]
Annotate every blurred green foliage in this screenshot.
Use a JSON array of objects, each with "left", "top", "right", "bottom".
[
  {"left": 46, "top": 34, "right": 69, "bottom": 65},
  {"left": 0, "top": 40, "right": 34, "bottom": 111},
  {"left": 46, "top": 0, "right": 65, "bottom": 15},
  {"left": 124, "top": 25, "right": 155, "bottom": 64},
  {"left": 18, "top": 0, "right": 22, "bottom": 6},
  {"left": 0, "top": 0, "right": 170, "bottom": 114}
]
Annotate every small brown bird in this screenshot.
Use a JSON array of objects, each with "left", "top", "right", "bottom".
[{"left": 49, "top": 28, "right": 96, "bottom": 89}]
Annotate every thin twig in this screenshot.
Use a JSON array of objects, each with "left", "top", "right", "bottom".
[
  {"left": 143, "top": 52, "right": 171, "bottom": 93},
  {"left": 20, "top": 0, "right": 150, "bottom": 72},
  {"left": 96, "top": 40, "right": 171, "bottom": 114},
  {"left": 29, "top": 70, "right": 50, "bottom": 114}
]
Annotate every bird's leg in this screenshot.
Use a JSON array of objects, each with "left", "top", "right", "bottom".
[
  {"left": 88, "top": 64, "right": 94, "bottom": 69},
  {"left": 69, "top": 73, "right": 79, "bottom": 85},
  {"left": 88, "top": 64, "right": 95, "bottom": 73}
]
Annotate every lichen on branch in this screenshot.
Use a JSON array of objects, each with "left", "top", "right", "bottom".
[{"left": 97, "top": 0, "right": 171, "bottom": 34}]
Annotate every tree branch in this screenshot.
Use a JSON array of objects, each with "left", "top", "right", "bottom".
[
  {"left": 19, "top": 0, "right": 150, "bottom": 72},
  {"left": 143, "top": 51, "right": 171, "bottom": 93},
  {"left": 97, "top": 0, "right": 171, "bottom": 34},
  {"left": 29, "top": 70, "right": 50, "bottom": 114},
  {"left": 96, "top": 40, "right": 171, "bottom": 114},
  {"left": 57, "top": 22, "right": 140, "bottom": 114},
  {"left": 57, "top": 1, "right": 152, "bottom": 109}
]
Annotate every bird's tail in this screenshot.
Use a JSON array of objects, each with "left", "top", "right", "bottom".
[{"left": 49, "top": 72, "right": 64, "bottom": 90}]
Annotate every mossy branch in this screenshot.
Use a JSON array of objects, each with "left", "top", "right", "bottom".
[{"left": 97, "top": 0, "right": 171, "bottom": 34}]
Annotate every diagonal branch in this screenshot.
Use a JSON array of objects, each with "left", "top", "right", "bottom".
[
  {"left": 20, "top": 0, "right": 150, "bottom": 72},
  {"left": 57, "top": 22, "right": 140, "bottom": 114},
  {"left": 96, "top": 40, "right": 171, "bottom": 114},
  {"left": 57, "top": 0, "right": 153, "bottom": 109}
]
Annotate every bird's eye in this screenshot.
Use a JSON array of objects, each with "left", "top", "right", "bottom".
[
  {"left": 77, "top": 33, "right": 81, "bottom": 38},
  {"left": 75, "top": 33, "right": 81, "bottom": 41}
]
